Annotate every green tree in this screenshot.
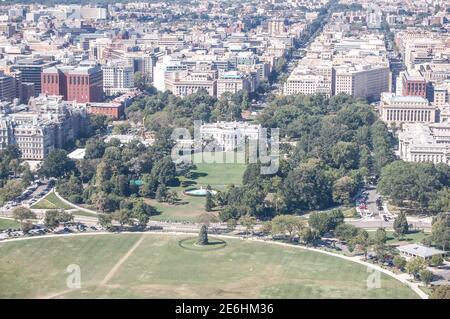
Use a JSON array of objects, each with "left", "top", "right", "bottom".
[
  {"left": 300, "top": 227, "right": 318, "bottom": 245},
  {"left": 271, "top": 215, "right": 304, "bottom": 242},
  {"left": 405, "top": 257, "right": 427, "bottom": 279},
  {"left": 419, "top": 270, "right": 433, "bottom": 286},
  {"left": 12, "top": 206, "right": 36, "bottom": 230},
  {"left": 239, "top": 215, "right": 257, "bottom": 236},
  {"left": 44, "top": 210, "right": 60, "bottom": 229},
  {"left": 374, "top": 228, "right": 387, "bottom": 245},
  {"left": 335, "top": 223, "right": 358, "bottom": 242},
  {"left": 430, "top": 285, "right": 450, "bottom": 299},
  {"left": 98, "top": 214, "right": 113, "bottom": 229},
  {"left": 198, "top": 224, "right": 208, "bottom": 245},
  {"left": 205, "top": 192, "right": 214, "bottom": 212},
  {"left": 38, "top": 149, "right": 75, "bottom": 178},
  {"left": 431, "top": 213, "right": 449, "bottom": 250},
  {"left": 393, "top": 212, "right": 409, "bottom": 238},
  {"left": 393, "top": 256, "right": 406, "bottom": 270},
  {"left": 155, "top": 183, "right": 168, "bottom": 202},
  {"left": 430, "top": 255, "right": 444, "bottom": 267}
]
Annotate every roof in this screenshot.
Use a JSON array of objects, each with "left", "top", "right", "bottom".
[
  {"left": 397, "top": 244, "right": 446, "bottom": 258},
  {"left": 68, "top": 148, "right": 86, "bottom": 160},
  {"left": 390, "top": 95, "right": 429, "bottom": 103}
]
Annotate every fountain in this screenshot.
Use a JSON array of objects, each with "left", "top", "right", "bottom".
[{"left": 184, "top": 185, "right": 217, "bottom": 197}]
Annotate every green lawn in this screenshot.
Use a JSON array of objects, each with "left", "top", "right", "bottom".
[
  {"left": 0, "top": 234, "right": 418, "bottom": 299},
  {"left": 0, "top": 218, "right": 20, "bottom": 230},
  {"left": 31, "top": 192, "right": 73, "bottom": 210},
  {"left": 369, "top": 230, "right": 428, "bottom": 246},
  {"left": 148, "top": 152, "right": 247, "bottom": 222}
]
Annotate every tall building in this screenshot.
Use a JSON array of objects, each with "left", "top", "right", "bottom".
[
  {"left": 268, "top": 19, "right": 285, "bottom": 35},
  {"left": 41, "top": 63, "right": 103, "bottom": 103},
  {"left": 12, "top": 58, "right": 58, "bottom": 97},
  {"left": 0, "top": 71, "right": 16, "bottom": 102},
  {"left": 153, "top": 56, "right": 187, "bottom": 92},
  {"left": 401, "top": 72, "right": 427, "bottom": 98},
  {"left": 333, "top": 65, "right": 390, "bottom": 101},
  {"left": 102, "top": 61, "right": 134, "bottom": 96}
]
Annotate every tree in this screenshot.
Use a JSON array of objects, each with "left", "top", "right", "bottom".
[
  {"left": 12, "top": 207, "right": 36, "bottom": 230},
  {"left": 282, "top": 159, "right": 332, "bottom": 212},
  {"left": 205, "top": 192, "right": 214, "bottom": 212},
  {"left": 44, "top": 210, "right": 60, "bottom": 229},
  {"left": 393, "top": 256, "right": 406, "bottom": 270},
  {"left": 405, "top": 257, "right": 427, "bottom": 280},
  {"left": 226, "top": 219, "right": 237, "bottom": 232},
  {"left": 430, "top": 285, "right": 450, "bottom": 299},
  {"left": 198, "top": 224, "right": 208, "bottom": 245},
  {"left": 350, "top": 229, "right": 370, "bottom": 259},
  {"left": 155, "top": 183, "right": 168, "bottom": 202},
  {"left": 393, "top": 212, "right": 409, "bottom": 238},
  {"left": 335, "top": 223, "right": 358, "bottom": 242},
  {"left": 44, "top": 210, "right": 73, "bottom": 229},
  {"left": 114, "top": 210, "right": 132, "bottom": 227},
  {"left": 431, "top": 213, "right": 449, "bottom": 251},
  {"left": 271, "top": 215, "right": 304, "bottom": 242},
  {"left": 308, "top": 210, "right": 343, "bottom": 236},
  {"left": 98, "top": 214, "right": 113, "bottom": 229},
  {"left": 38, "top": 149, "right": 75, "bottom": 178},
  {"left": 239, "top": 215, "right": 257, "bottom": 236},
  {"left": 300, "top": 227, "right": 317, "bottom": 245},
  {"left": 332, "top": 176, "right": 357, "bottom": 205},
  {"left": 374, "top": 228, "right": 387, "bottom": 245},
  {"left": 430, "top": 255, "right": 444, "bottom": 267},
  {"left": 419, "top": 270, "right": 434, "bottom": 286},
  {"left": 260, "top": 221, "right": 272, "bottom": 236}
]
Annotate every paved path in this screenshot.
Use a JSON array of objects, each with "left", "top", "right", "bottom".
[
  {"left": 100, "top": 234, "right": 146, "bottom": 286},
  {"left": 53, "top": 190, "right": 99, "bottom": 215},
  {"left": 0, "top": 231, "right": 427, "bottom": 299}
]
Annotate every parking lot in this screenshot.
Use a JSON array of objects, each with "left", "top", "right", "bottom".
[{"left": 1, "top": 178, "right": 55, "bottom": 212}]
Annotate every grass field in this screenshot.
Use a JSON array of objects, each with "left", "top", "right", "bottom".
[
  {"left": 369, "top": 230, "right": 428, "bottom": 246},
  {"left": 31, "top": 192, "right": 73, "bottom": 210},
  {"left": 0, "top": 218, "right": 20, "bottom": 230},
  {"left": 148, "top": 152, "right": 247, "bottom": 222},
  {"left": 0, "top": 234, "right": 418, "bottom": 299}
]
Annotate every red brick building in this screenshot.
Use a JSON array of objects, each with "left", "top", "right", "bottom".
[
  {"left": 41, "top": 63, "right": 103, "bottom": 103},
  {"left": 402, "top": 72, "right": 427, "bottom": 97},
  {"left": 87, "top": 102, "right": 124, "bottom": 120}
]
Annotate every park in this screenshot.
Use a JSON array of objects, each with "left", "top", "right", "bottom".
[{"left": 0, "top": 233, "right": 419, "bottom": 299}]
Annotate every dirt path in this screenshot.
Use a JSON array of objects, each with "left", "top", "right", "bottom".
[{"left": 100, "top": 235, "right": 146, "bottom": 286}]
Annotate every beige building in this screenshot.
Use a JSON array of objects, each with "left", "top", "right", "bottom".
[
  {"left": 398, "top": 122, "right": 450, "bottom": 165},
  {"left": 333, "top": 64, "right": 390, "bottom": 101},
  {"left": 216, "top": 71, "right": 251, "bottom": 97},
  {"left": 380, "top": 93, "right": 436, "bottom": 125},
  {"left": 165, "top": 70, "right": 216, "bottom": 97}
]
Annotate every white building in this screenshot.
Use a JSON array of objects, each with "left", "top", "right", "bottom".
[
  {"left": 153, "top": 56, "right": 187, "bottom": 92},
  {"left": 333, "top": 64, "right": 390, "bottom": 101},
  {"left": 200, "top": 121, "right": 261, "bottom": 151},
  {"left": 217, "top": 71, "right": 252, "bottom": 97},
  {"left": 380, "top": 93, "right": 436, "bottom": 125},
  {"left": 398, "top": 122, "right": 450, "bottom": 165},
  {"left": 102, "top": 61, "right": 135, "bottom": 96}
]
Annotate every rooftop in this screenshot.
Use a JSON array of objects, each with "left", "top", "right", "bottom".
[{"left": 397, "top": 244, "right": 446, "bottom": 258}]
